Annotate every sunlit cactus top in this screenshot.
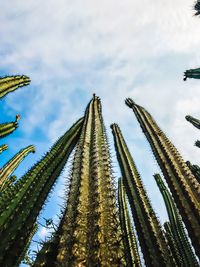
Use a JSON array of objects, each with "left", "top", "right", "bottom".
[
  {"left": 185, "top": 115, "right": 200, "bottom": 129},
  {"left": 125, "top": 97, "right": 136, "bottom": 108},
  {"left": 194, "top": 0, "right": 200, "bottom": 16},
  {"left": 0, "top": 115, "right": 21, "bottom": 139},
  {"left": 183, "top": 67, "right": 200, "bottom": 80},
  {"left": 0, "top": 75, "right": 30, "bottom": 99}
]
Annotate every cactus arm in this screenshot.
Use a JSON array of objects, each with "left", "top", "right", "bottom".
[
  {"left": 0, "top": 115, "right": 20, "bottom": 138},
  {"left": 111, "top": 123, "right": 174, "bottom": 267},
  {"left": 118, "top": 178, "right": 142, "bottom": 267},
  {"left": 0, "top": 75, "right": 30, "bottom": 99},
  {"left": 186, "top": 161, "right": 200, "bottom": 184},
  {"left": 185, "top": 115, "right": 200, "bottom": 129},
  {"left": 0, "top": 144, "right": 8, "bottom": 154},
  {"left": 1, "top": 175, "right": 17, "bottom": 193},
  {"left": 183, "top": 68, "right": 200, "bottom": 80},
  {"left": 0, "top": 145, "right": 35, "bottom": 190},
  {"left": 194, "top": 1, "right": 200, "bottom": 15},
  {"left": 195, "top": 140, "right": 200, "bottom": 148},
  {"left": 0, "top": 118, "right": 83, "bottom": 267},
  {"left": 125, "top": 98, "right": 200, "bottom": 258}
]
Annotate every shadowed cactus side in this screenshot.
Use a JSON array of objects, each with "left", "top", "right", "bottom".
[
  {"left": 34, "top": 96, "right": 126, "bottom": 267},
  {"left": 185, "top": 115, "right": 200, "bottom": 129},
  {"left": 0, "top": 144, "right": 8, "bottom": 154},
  {"left": 125, "top": 97, "right": 200, "bottom": 258},
  {"left": 154, "top": 174, "right": 199, "bottom": 266},
  {"left": 118, "top": 178, "right": 142, "bottom": 267},
  {"left": 111, "top": 123, "right": 174, "bottom": 267},
  {"left": 0, "top": 75, "right": 30, "bottom": 99},
  {"left": 183, "top": 68, "right": 200, "bottom": 80},
  {"left": 0, "top": 145, "right": 35, "bottom": 191},
  {"left": 0, "top": 115, "right": 20, "bottom": 139},
  {"left": 0, "top": 118, "right": 83, "bottom": 267}
]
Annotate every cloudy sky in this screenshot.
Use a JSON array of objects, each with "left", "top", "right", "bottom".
[{"left": 0, "top": 0, "right": 200, "bottom": 265}]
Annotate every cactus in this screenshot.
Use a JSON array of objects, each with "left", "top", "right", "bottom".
[
  {"left": 118, "top": 178, "right": 142, "bottom": 267},
  {"left": 111, "top": 123, "right": 174, "bottom": 267},
  {"left": 185, "top": 115, "right": 200, "bottom": 129},
  {"left": 125, "top": 98, "right": 200, "bottom": 258},
  {"left": 195, "top": 140, "right": 200, "bottom": 148},
  {"left": 0, "top": 75, "right": 30, "bottom": 99},
  {"left": 1, "top": 175, "right": 17, "bottom": 193},
  {"left": 0, "top": 145, "right": 35, "bottom": 191},
  {"left": 183, "top": 68, "right": 200, "bottom": 80},
  {"left": 0, "top": 144, "right": 8, "bottom": 154},
  {"left": 0, "top": 115, "right": 20, "bottom": 139},
  {"left": 186, "top": 161, "right": 200, "bottom": 183},
  {"left": 0, "top": 118, "right": 83, "bottom": 267},
  {"left": 194, "top": 0, "right": 200, "bottom": 16},
  {"left": 154, "top": 174, "right": 199, "bottom": 266},
  {"left": 34, "top": 96, "right": 125, "bottom": 267}
]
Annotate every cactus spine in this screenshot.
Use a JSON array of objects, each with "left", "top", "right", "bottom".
[
  {"left": 0, "top": 144, "right": 8, "bottom": 154},
  {"left": 183, "top": 68, "right": 200, "bottom": 80},
  {"left": 125, "top": 98, "right": 200, "bottom": 258},
  {"left": 118, "top": 178, "right": 142, "bottom": 267},
  {"left": 154, "top": 174, "right": 199, "bottom": 266},
  {"left": 34, "top": 96, "right": 125, "bottom": 267},
  {"left": 0, "top": 118, "right": 83, "bottom": 267},
  {"left": 111, "top": 123, "right": 174, "bottom": 267},
  {"left": 185, "top": 115, "right": 200, "bottom": 129},
  {"left": 0, "top": 75, "right": 30, "bottom": 99},
  {"left": 0, "top": 145, "right": 35, "bottom": 190},
  {"left": 0, "top": 115, "right": 20, "bottom": 138}
]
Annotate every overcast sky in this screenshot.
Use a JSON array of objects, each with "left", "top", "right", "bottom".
[{"left": 0, "top": 0, "right": 200, "bottom": 265}]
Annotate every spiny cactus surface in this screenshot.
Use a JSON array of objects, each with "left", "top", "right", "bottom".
[
  {"left": 125, "top": 97, "right": 200, "bottom": 258},
  {"left": 111, "top": 123, "right": 174, "bottom": 267},
  {"left": 0, "top": 75, "right": 30, "bottom": 99}
]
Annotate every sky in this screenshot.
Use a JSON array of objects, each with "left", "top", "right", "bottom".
[{"left": 0, "top": 0, "right": 200, "bottom": 265}]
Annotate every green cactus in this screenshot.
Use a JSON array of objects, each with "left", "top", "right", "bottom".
[
  {"left": 0, "top": 144, "right": 8, "bottom": 154},
  {"left": 0, "top": 145, "right": 35, "bottom": 191},
  {"left": 1, "top": 175, "right": 17, "bottom": 193},
  {"left": 118, "top": 178, "right": 142, "bottom": 267},
  {"left": 111, "top": 123, "right": 174, "bottom": 267},
  {"left": 0, "top": 115, "right": 20, "bottom": 139},
  {"left": 183, "top": 68, "right": 200, "bottom": 80},
  {"left": 194, "top": 1, "right": 200, "bottom": 16},
  {"left": 186, "top": 161, "right": 200, "bottom": 183},
  {"left": 0, "top": 118, "right": 83, "bottom": 267},
  {"left": 34, "top": 96, "right": 125, "bottom": 267},
  {"left": 195, "top": 140, "right": 200, "bottom": 148},
  {"left": 154, "top": 174, "right": 199, "bottom": 266},
  {"left": 0, "top": 75, "right": 30, "bottom": 99},
  {"left": 185, "top": 115, "right": 200, "bottom": 129},
  {"left": 125, "top": 98, "right": 200, "bottom": 258}
]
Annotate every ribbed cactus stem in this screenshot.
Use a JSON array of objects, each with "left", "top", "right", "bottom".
[
  {"left": 186, "top": 161, "right": 200, "bottom": 183},
  {"left": 185, "top": 115, "right": 200, "bottom": 129},
  {"left": 183, "top": 68, "right": 200, "bottom": 80},
  {"left": 0, "top": 145, "right": 35, "bottom": 190},
  {"left": 0, "top": 144, "right": 8, "bottom": 154},
  {"left": 195, "top": 140, "right": 200, "bottom": 148},
  {"left": 0, "top": 115, "right": 20, "bottom": 138},
  {"left": 125, "top": 97, "right": 200, "bottom": 258},
  {"left": 111, "top": 123, "right": 174, "bottom": 267},
  {"left": 1, "top": 175, "right": 17, "bottom": 193},
  {"left": 0, "top": 75, "right": 30, "bottom": 99},
  {"left": 154, "top": 174, "right": 199, "bottom": 266},
  {"left": 194, "top": 1, "right": 200, "bottom": 16},
  {"left": 34, "top": 96, "right": 125, "bottom": 267},
  {"left": 118, "top": 178, "right": 142, "bottom": 267},
  {"left": 0, "top": 118, "right": 83, "bottom": 267}
]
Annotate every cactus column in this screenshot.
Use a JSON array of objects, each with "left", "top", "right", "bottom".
[
  {"left": 111, "top": 123, "right": 174, "bottom": 267},
  {"left": 0, "top": 118, "right": 83, "bottom": 267},
  {"left": 0, "top": 115, "right": 20, "bottom": 138},
  {"left": 0, "top": 145, "right": 35, "bottom": 190},
  {"left": 154, "top": 174, "right": 199, "bottom": 266},
  {"left": 125, "top": 98, "right": 200, "bottom": 258},
  {"left": 0, "top": 75, "right": 30, "bottom": 99},
  {"left": 34, "top": 96, "right": 125, "bottom": 267},
  {"left": 183, "top": 68, "right": 200, "bottom": 80},
  {"left": 0, "top": 144, "right": 8, "bottom": 154},
  {"left": 185, "top": 115, "right": 200, "bottom": 129}
]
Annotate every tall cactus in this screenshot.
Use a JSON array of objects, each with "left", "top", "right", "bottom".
[
  {"left": 0, "top": 115, "right": 20, "bottom": 138},
  {"left": 34, "top": 96, "right": 125, "bottom": 267},
  {"left": 0, "top": 75, "right": 30, "bottom": 99},
  {"left": 0, "top": 144, "right": 8, "bottom": 154},
  {"left": 183, "top": 68, "right": 200, "bottom": 80},
  {"left": 186, "top": 161, "right": 200, "bottom": 183},
  {"left": 125, "top": 98, "right": 200, "bottom": 258},
  {"left": 194, "top": 0, "right": 200, "bottom": 16},
  {"left": 118, "top": 178, "right": 142, "bottom": 267},
  {"left": 0, "top": 118, "right": 83, "bottom": 267},
  {"left": 185, "top": 115, "right": 200, "bottom": 129},
  {"left": 154, "top": 174, "right": 199, "bottom": 266},
  {"left": 111, "top": 123, "right": 174, "bottom": 267},
  {"left": 195, "top": 140, "right": 200, "bottom": 148},
  {"left": 0, "top": 145, "right": 35, "bottom": 191}
]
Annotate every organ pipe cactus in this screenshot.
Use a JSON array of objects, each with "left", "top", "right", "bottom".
[
  {"left": 0, "top": 144, "right": 8, "bottom": 154},
  {"left": 125, "top": 97, "right": 200, "bottom": 258},
  {"left": 0, "top": 115, "right": 20, "bottom": 139},
  {"left": 194, "top": 0, "right": 200, "bottom": 16},
  {"left": 154, "top": 174, "right": 199, "bottom": 266},
  {"left": 111, "top": 123, "right": 174, "bottom": 267},
  {"left": 118, "top": 178, "right": 142, "bottom": 267},
  {"left": 0, "top": 118, "right": 83, "bottom": 267},
  {"left": 195, "top": 140, "right": 200, "bottom": 148},
  {"left": 185, "top": 115, "right": 200, "bottom": 129},
  {"left": 34, "top": 96, "right": 125, "bottom": 267},
  {"left": 0, "top": 75, "right": 30, "bottom": 99},
  {"left": 183, "top": 68, "right": 200, "bottom": 80},
  {"left": 186, "top": 161, "right": 200, "bottom": 183},
  {"left": 0, "top": 145, "right": 35, "bottom": 191}
]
